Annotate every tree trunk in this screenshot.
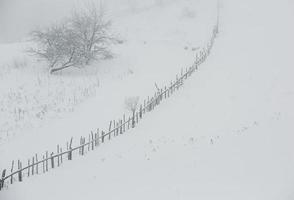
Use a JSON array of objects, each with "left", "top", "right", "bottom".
[{"left": 50, "top": 64, "right": 73, "bottom": 74}]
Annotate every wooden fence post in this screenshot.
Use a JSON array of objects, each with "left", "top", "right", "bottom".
[
  {"left": 68, "top": 138, "right": 73, "bottom": 160},
  {"left": 120, "top": 120, "right": 123, "bottom": 134},
  {"left": 35, "top": 154, "right": 39, "bottom": 174},
  {"left": 0, "top": 169, "right": 6, "bottom": 190},
  {"left": 88, "top": 134, "right": 91, "bottom": 151},
  {"left": 42, "top": 156, "right": 45, "bottom": 173},
  {"left": 123, "top": 115, "right": 126, "bottom": 132},
  {"left": 94, "top": 131, "right": 97, "bottom": 147},
  {"left": 46, "top": 151, "right": 49, "bottom": 171},
  {"left": 27, "top": 159, "right": 30, "bottom": 177},
  {"left": 112, "top": 120, "right": 115, "bottom": 136},
  {"left": 91, "top": 132, "right": 94, "bottom": 150},
  {"left": 127, "top": 117, "right": 130, "bottom": 129},
  {"left": 32, "top": 157, "right": 35, "bottom": 175},
  {"left": 150, "top": 96, "right": 153, "bottom": 110},
  {"left": 81, "top": 137, "right": 85, "bottom": 155},
  {"left": 132, "top": 110, "right": 135, "bottom": 128},
  {"left": 18, "top": 160, "right": 22, "bottom": 182},
  {"left": 79, "top": 137, "right": 82, "bottom": 155},
  {"left": 10, "top": 160, "right": 14, "bottom": 184},
  {"left": 115, "top": 121, "right": 119, "bottom": 136},
  {"left": 101, "top": 131, "right": 105, "bottom": 143},
  {"left": 164, "top": 86, "right": 167, "bottom": 99},
  {"left": 60, "top": 148, "right": 63, "bottom": 164},
  {"left": 51, "top": 153, "right": 54, "bottom": 169},
  {"left": 95, "top": 129, "right": 99, "bottom": 146},
  {"left": 57, "top": 145, "right": 60, "bottom": 167},
  {"left": 139, "top": 105, "right": 143, "bottom": 119}
]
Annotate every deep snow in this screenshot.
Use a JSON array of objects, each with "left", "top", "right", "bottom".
[
  {"left": 0, "top": 0, "right": 216, "bottom": 168},
  {"left": 0, "top": 0, "right": 294, "bottom": 199}
]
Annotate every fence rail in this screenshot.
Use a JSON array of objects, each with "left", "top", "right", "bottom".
[{"left": 0, "top": 23, "right": 219, "bottom": 191}]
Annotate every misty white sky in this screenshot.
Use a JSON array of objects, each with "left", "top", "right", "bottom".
[
  {"left": 0, "top": 0, "right": 175, "bottom": 43},
  {"left": 0, "top": 0, "right": 78, "bottom": 43}
]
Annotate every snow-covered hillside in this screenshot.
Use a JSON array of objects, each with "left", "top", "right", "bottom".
[
  {"left": 0, "top": 0, "right": 294, "bottom": 199},
  {"left": 0, "top": 0, "right": 215, "bottom": 146}
]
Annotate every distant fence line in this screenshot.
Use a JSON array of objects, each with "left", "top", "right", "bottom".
[{"left": 0, "top": 23, "right": 218, "bottom": 191}]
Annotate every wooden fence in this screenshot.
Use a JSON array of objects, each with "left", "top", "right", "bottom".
[{"left": 0, "top": 24, "right": 219, "bottom": 191}]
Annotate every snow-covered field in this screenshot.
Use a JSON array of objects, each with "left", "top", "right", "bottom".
[
  {"left": 0, "top": 0, "right": 215, "bottom": 148},
  {"left": 1, "top": 0, "right": 294, "bottom": 199}
]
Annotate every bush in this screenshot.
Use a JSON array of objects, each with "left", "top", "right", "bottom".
[
  {"left": 29, "top": 5, "right": 116, "bottom": 74},
  {"left": 125, "top": 96, "right": 140, "bottom": 113}
]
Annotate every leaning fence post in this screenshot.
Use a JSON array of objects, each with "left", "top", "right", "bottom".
[
  {"left": 60, "top": 148, "right": 63, "bottom": 164},
  {"left": 91, "top": 132, "right": 94, "bottom": 150},
  {"left": 94, "top": 131, "right": 97, "bottom": 147},
  {"left": 120, "top": 120, "right": 123, "bottom": 134},
  {"left": 88, "top": 134, "right": 91, "bottom": 151},
  {"left": 18, "top": 160, "right": 22, "bottom": 182},
  {"left": 127, "top": 117, "right": 130, "bottom": 129},
  {"left": 95, "top": 129, "right": 99, "bottom": 146},
  {"left": 139, "top": 105, "right": 143, "bottom": 119},
  {"left": 35, "top": 154, "right": 39, "bottom": 174},
  {"left": 81, "top": 138, "right": 84, "bottom": 154},
  {"left": 10, "top": 160, "right": 14, "bottom": 184},
  {"left": 116, "top": 122, "right": 119, "bottom": 136},
  {"left": 57, "top": 145, "right": 60, "bottom": 167},
  {"left": 32, "top": 157, "right": 35, "bottom": 175},
  {"left": 132, "top": 110, "right": 135, "bottom": 128},
  {"left": 51, "top": 153, "right": 54, "bottom": 169},
  {"left": 123, "top": 115, "right": 126, "bottom": 132},
  {"left": 27, "top": 159, "right": 30, "bottom": 177},
  {"left": 136, "top": 112, "right": 139, "bottom": 124},
  {"left": 112, "top": 120, "right": 116, "bottom": 136},
  {"left": 79, "top": 137, "right": 82, "bottom": 155},
  {"left": 42, "top": 156, "right": 45, "bottom": 173},
  {"left": 68, "top": 138, "right": 73, "bottom": 160},
  {"left": 101, "top": 131, "right": 105, "bottom": 143},
  {"left": 113, "top": 121, "right": 116, "bottom": 136},
  {"left": 46, "top": 151, "right": 49, "bottom": 171},
  {"left": 0, "top": 169, "right": 6, "bottom": 190}
]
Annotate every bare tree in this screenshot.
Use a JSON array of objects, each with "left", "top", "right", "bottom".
[
  {"left": 70, "top": 5, "right": 115, "bottom": 64},
  {"left": 29, "top": 4, "right": 116, "bottom": 74},
  {"left": 29, "top": 24, "right": 82, "bottom": 73}
]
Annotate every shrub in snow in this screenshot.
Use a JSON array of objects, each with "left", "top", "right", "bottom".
[
  {"left": 125, "top": 96, "right": 140, "bottom": 114},
  {"left": 29, "top": 5, "right": 117, "bottom": 74},
  {"left": 125, "top": 96, "right": 139, "bottom": 128}
]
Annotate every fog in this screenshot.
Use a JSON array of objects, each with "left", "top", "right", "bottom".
[
  {"left": 0, "top": 0, "right": 78, "bottom": 43},
  {"left": 0, "top": 0, "right": 171, "bottom": 43}
]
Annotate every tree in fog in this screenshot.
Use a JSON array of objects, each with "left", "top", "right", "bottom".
[
  {"left": 29, "top": 5, "right": 116, "bottom": 74},
  {"left": 71, "top": 5, "right": 115, "bottom": 65}
]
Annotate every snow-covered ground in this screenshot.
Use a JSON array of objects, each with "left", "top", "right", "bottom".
[
  {"left": 0, "top": 0, "right": 216, "bottom": 157},
  {"left": 1, "top": 0, "right": 294, "bottom": 199}
]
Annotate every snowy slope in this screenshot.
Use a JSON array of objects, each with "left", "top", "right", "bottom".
[
  {"left": 0, "top": 0, "right": 216, "bottom": 169},
  {"left": 1, "top": 0, "right": 294, "bottom": 199}
]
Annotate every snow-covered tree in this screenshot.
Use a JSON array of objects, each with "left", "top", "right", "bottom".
[{"left": 29, "top": 5, "right": 116, "bottom": 74}]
